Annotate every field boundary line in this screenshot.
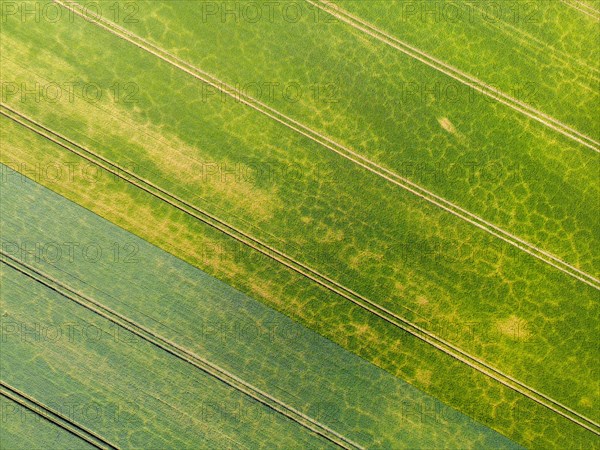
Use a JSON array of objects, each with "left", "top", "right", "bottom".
[
  {"left": 3, "top": 106, "right": 599, "bottom": 435},
  {"left": 52, "top": 0, "right": 600, "bottom": 290},
  {"left": 307, "top": 0, "right": 600, "bottom": 151},
  {"left": 0, "top": 252, "right": 363, "bottom": 450},
  {"left": 0, "top": 381, "right": 118, "bottom": 450}
]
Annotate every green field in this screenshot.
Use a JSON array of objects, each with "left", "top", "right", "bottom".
[
  {"left": 1, "top": 1, "right": 598, "bottom": 448},
  {"left": 0, "top": 394, "right": 97, "bottom": 450},
  {"left": 2, "top": 264, "right": 340, "bottom": 449},
  {"left": 109, "top": 0, "right": 600, "bottom": 275},
  {"left": 1, "top": 169, "right": 524, "bottom": 448}
]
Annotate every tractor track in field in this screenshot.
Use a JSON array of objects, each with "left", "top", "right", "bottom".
[
  {"left": 467, "top": 2, "right": 600, "bottom": 76},
  {"left": 560, "top": 0, "right": 600, "bottom": 20},
  {"left": 52, "top": 0, "right": 600, "bottom": 291},
  {"left": 0, "top": 380, "right": 119, "bottom": 450},
  {"left": 0, "top": 252, "right": 363, "bottom": 450},
  {"left": 2, "top": 105, "right": 599, "bottom": 435},
  {"left": 306, "top": 0, "right": 600, "bottom": 151}
]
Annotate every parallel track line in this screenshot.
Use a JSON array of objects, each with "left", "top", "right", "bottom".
[
  {"left": 0, "top": 381, "right": 118, "bottom": 450},
  {"left": 0, "top": 253, "right": 362, "bottom": 450},
  {"left": 2, "top": 106, "right": 598, "bottom": 434},
  {"left": 306, "top": 0, "right": 600, "bottom": 151},
  {"left": 52, "top": 0, "right": 600, "bottom": 290}
]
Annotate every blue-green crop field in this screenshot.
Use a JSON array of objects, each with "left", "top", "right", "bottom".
[{"left": 0, "top": 1, "right": 598, "bottom": 449}]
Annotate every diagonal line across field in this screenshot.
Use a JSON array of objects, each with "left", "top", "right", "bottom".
[
  {"left": 0, "top": 252, "right": 363, "bottom": 450},
  {"left": 306, "top": 0, "right": 600, "bottom": 152},
  {"left": 0, "top": 381, "right": 119, "bottom": 450},
  {"left": 51, "top": 0, "right": 600, "bottom": 290},
  {"left": 1, "top": 279, "right": 254, "bottom": 450},
  {"left": 468, "top": 2, "right": 600, "bottom": 76},
  {"left": 3, "top": 106, "right": 599, "bottom": 436},
  {"left": 560, "top": 0, "right": 600, "bottom": 20}
]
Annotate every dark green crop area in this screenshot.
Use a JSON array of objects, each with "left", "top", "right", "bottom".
[{"left": 0, "top": 1, "right": 598, "bottom": 449}]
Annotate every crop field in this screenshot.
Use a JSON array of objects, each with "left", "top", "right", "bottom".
[
  {"left": 0, "top": 1, "right": 598, "bottom": 449},
  {"left": 0, "top": 394, "right": 97, "bottom": 449},
  {"left": 0, "top": 165, "right": 522, "bottom": 449}
]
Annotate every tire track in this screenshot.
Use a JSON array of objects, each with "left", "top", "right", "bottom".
[
  {"left": 2, "top": 105, "right": 598, "bottom": 435},
  {"left": 0, "top": 252, "right": 362, "bottom": 450},
  {"left": 560, "top": 0, "right": 600, "bottom": 20},
  {"left": 0, "top": 381, "right": 118, "bottom": 450},
  {"left": 306, "top": 0, "right": 600, "bottom": 152},
  {"left": 51, "top": 0, "right": 600, "bottom": 290},
  {"left": 2, "top": 274, "right": 253, "bottom": 450},
  {"left": 468, "top": 2, "right": 600, "bottom": 76}
]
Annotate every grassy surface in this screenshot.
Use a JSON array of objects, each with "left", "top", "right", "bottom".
[
  {"left": 1, "top": 0, "right": 598, "bottom": 414},
  {"left": 0, "top": 395, "right": 96, "bottom": 450},
  {"left": 0, "top": 1, "right": 598, "bottom": 448}
]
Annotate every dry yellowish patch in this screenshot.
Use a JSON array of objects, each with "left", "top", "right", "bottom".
[
  {"left": 353, "top": 323, "right": 371, "bottom": 335},
  {"left": 496, "top": 315, "right": 531, "bottom": 341},
  {"left": 416, "top": 295, "right": 429, "bottom": 306},
  {"left": 415, "top": 368, "right": 433, "bottom": 387},
  {"left": 316, "top": 226, "right": 345, "bottom": 244},
  {"left": 437, "top": 117, "right": 457, "bottom": 134},
  {"left": 394, "top": 281, "right": 405, "bottom": 293},
  {"left": 86, "top": 103, "right": 281, "bottom": 222},
  {"left": 248, "top": 280, "right": 278, "bottom": 304},
  {"left": 3, "top": 42, "right": 281, "bottom": 222},
  {"left": 348, "top": 250, "right": 384, "bottom": 270}
]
